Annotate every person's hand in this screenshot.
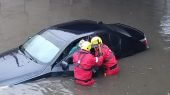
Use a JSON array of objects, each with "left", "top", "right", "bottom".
[{"left": 98, "top": 52, "right": 103, "bottom": 56}]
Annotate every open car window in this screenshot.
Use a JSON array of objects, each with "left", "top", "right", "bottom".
[{"left": 56, "top": 36, "right": 90, "bottom": 64}]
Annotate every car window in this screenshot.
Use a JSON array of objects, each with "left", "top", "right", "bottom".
[{"left": 56, "top": 36, "right": 89, "bottom": 64}]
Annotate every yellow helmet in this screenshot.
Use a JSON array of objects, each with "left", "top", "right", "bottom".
[
  {"left": 78, "top": 39, "right": 85, "bottom": 47},
  {"left": 91, "top": 36, "right": 102, "bottom": 45},
  {"left": 81, "top": 41, "right": 92, "bottom": 51}
]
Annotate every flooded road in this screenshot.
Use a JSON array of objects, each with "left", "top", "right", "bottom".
[{"left": 0, "top": 0, "right": 170, "bottom": 95}]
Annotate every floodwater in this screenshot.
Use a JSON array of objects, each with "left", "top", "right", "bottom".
[{"left": 0, "top": 0, "right": 170, "bottom": 95}]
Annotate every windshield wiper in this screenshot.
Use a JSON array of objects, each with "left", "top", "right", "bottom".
[
  {"left": 30, "top": 57, "right": 38, "bottom": 63},
  {"left": 27, "top": 52, "right": 38, "bottom": 63},
  {"left": 19, "top": 45, "right": 38, "bottom": 63}
]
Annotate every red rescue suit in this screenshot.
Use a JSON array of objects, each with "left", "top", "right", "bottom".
[
  {"left": 73, "top": 50, "right": 103, "bottom": 86},
  {"left": 96, "top": 44, "right": 119, "bottom": 76}
]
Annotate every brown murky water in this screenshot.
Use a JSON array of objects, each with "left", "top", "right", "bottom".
[{"left": 0, "top": 0, "right": 170, "bottom": 95}]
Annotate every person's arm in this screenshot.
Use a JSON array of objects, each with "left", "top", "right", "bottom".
[
  {"left": 69, "top": 45, "right": 79, "bottom": 55},
  {"left": 89, "top": 53, "right": 103, "bottom": 67},
  {"left": 95, "top": 55, "right": 103, "bottom": 67}
]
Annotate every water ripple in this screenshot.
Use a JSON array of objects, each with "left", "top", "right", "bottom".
[
  {"left": 160, "top": 5, "right": 170, "bottom": 48},
  {"left": 0, "top": 78, "right": 74, "bottom": 95}
]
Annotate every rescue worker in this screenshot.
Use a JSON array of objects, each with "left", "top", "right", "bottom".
[
  {"left": 72, "top": 41, "right": 103, "bottom": 86},
  {"left": 91, "top": 36, "right": 119, "bottom": 76}
]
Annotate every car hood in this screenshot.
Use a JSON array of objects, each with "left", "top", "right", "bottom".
[{"left": 0, "top": 48, "right": 46, "bottom": 85}]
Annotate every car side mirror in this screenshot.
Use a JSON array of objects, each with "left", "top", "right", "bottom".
[{"left": 61, "top": 61, "right": 69, "bottom": 70}]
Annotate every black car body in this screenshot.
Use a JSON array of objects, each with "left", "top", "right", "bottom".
[{"left": 0, "top": 20, "right": 149, "bottom": 86}]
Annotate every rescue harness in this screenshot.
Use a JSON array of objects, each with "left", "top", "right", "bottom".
[
  {"left": 73, "top": 51, "right": 92, "bottom": 71},
  {"left": 74, "top": 51, "right": 93, "bottom": 82},
  {"left": 101, "top": 44, "right": 118, "bottom": 70}
]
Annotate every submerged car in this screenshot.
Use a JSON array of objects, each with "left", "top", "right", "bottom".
[{"left": 0, "top": 20, "right": 149, "bottom": 86}]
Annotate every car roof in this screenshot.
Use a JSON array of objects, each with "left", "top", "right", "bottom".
[
  {"left": 52, "top": 20, "right": 103, "bottom": 35},
  {"left": 41, "top": 29, "right": 78, "bottom": 42},
  {"left": 40, "top": 20, "right": 105, "bottom": 42}
]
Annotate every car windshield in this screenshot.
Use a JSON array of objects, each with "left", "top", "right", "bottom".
[{"left": 23, "top": 35, "right": 60, "bottom": 63}]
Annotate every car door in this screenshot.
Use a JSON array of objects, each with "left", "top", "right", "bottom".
[
  {"left": 109, "top": 32, "right": 122, "bottom": 59},
  {"left": 91, "top": 32, "right": 111, "bottom": 47},
  {"left": 92, "top": 31, "right": 122, "bottom": 59},
  {"left": 51, "top": 36, "right": 90, "bottom": 73}
]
